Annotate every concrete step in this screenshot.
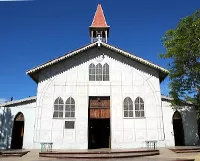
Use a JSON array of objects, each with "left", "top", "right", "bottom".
[
  {"left": 170, "top": 146, "right": 200, "bottom": 153},
  {"left": 173, "top": 149, "right": 200, "bottom": 153},
  {"left": 39, "top": 150, "right": 159, "bottom": 158},
  {"left": 0, "top": 150, "right": 29, "bottom": 157}
]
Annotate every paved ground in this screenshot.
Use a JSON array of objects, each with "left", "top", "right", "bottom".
[{"left": 1, "top": 148, "right": 200, "bottom": 161}]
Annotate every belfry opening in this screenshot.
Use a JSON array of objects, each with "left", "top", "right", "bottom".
[{"left": 89, "top": 4, "right": 110, "bottom": 43}]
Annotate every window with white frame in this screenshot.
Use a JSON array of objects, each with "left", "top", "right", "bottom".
[
  {"left": 89, "top": 63, "right": 95, "bottom": 81},
  {"left": 89, "top": 63, "right": 109, "bottom": 81},
  {"left": 53, "top": 97, "right": 64, "bottom": 118},
  {"left": 123, "top": 97, "right": 133, "bottom": 117},
  {"left": 65, "top": 97, "right": 75, "bottom": 118},
  {"left": 135, "top": 97, "right": 145, "bottom": 117},
  {"left": 96, "top": 63, "right": 103, "bottom": 81},
  {"left": 103, "top": 63, "right": 109, "bottom": 81}
]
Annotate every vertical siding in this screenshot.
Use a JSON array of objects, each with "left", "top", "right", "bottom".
[{"left": 34, "top": 47, "right": 166, "bottom": 149}]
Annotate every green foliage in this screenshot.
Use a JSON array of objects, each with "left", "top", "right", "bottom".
[{"left": 160, "top": 10, "right": 200, "bottom": 112}]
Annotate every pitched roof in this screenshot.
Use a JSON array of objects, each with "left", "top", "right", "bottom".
[
  {"left": 161, "top": 95, "right": 193, "bottom": 106},
  {"left": 0, "top": 96, "right": 36, "bottom": 107},
  {"left": 90, "top": 4, "right": 108, "bottom": 27},
  {"left": 161, "top": 95, "right": 173, "bottom": 101},
  {"left": 26, "top": 41, "right": 169, "bottom": 82}
]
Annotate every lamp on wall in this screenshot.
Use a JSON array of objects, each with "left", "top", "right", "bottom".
[
  {"left": 102, "top": 53, "right": 105, "bottom": 59},
  {"left": 97, "top": 98, "right": 100, "bottom": 102}
]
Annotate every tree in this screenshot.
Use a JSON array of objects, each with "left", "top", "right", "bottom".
[{"left": 160, "top": 10, "right": 200, "bottom": 115}]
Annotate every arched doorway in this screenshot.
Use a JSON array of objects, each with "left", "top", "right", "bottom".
[
  {"left": 11, "top": 112, "right": 24, "bottom": 149},
  {"left": 173, "top": 111, "right": 185, "bottom": 146}
]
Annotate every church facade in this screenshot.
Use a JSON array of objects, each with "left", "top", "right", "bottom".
[{"left": 0, "top": 4, "right": 199, "bottom": 150}]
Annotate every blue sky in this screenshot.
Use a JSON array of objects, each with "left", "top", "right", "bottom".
[{"left": 0, "top": 0, "right": 199, "bottom": 101}]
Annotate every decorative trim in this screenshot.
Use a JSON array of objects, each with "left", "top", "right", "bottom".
[
  {"left": 26, "top": 42, "right": 169, "bottom": 82},
  {"left": 26, "top": 42, "right": 97, "bottom": 75},
  {"left": 101, "top": 42, "right": 169, "bottom": 74}
]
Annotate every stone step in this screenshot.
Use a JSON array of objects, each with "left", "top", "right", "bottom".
[
  {"left": 173, "top": 149, "right": 200, "bottom": 153},
  {"left": 41, "top": 149, "right": 159, "bottom": 154},
  {"left": 39, "top": 150, "right": 159, "bottom": 158},
  {"left": 170, "top": 146, "right": 200, "bottom": 153},
  {"left": 0, "top": 150, "right": 29, "bottom": 157}
]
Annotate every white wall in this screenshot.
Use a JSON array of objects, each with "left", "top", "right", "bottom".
[
  {"left": 35, "top": 46, "right": 165, "bottom": 149},
  {"left": 181, "top": 106, "right": 199, "bottom": 145},
  {"left": 162, "top": 99, "right": 199, "bottom": 146},
  {"left": 1, "top": 46, "right": 198, "bottom": 150},
  {"left": 0, "top": 101, "right": 38, "bottom": 149}
]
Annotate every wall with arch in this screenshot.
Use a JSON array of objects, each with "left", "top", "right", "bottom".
[
  {"left": 0, "top": 49, "right": 198, "bottom": 149},
  {"left": 34, "top": 46, "right": 165, "bottom": 149},
  {"left": 0, "top": 101, "right": 37, "bottom": 149},
  {"left": 161, "top": 98, "right": 199, "bottom": 146},
  {"left": 1, "top": 46, "right": 197, "bottom": 150}
]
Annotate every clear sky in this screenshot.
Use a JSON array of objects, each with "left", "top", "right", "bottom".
[{"left": 0, "top": 0, "right": 199, "bottom": 102}]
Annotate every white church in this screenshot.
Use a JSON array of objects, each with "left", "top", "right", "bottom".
[{"left": 0, "top": 4, "right": 199, "bottom": 150}]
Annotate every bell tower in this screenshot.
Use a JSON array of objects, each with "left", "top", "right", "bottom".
[{"left": 89, "top": 4, "right": 110, "bottom": 43}]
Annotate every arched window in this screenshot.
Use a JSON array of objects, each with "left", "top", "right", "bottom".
[
  {"left": 89, "top": 63, "right": 95, "bottom": 81},
  {"left": 135, "top": 97, "right": 145, "bottom": 117},
  {"left": 96, "top": 63, "right": 102, "bottom": 81},
  {"left": 65, "top": 97, "right": 75, "bottom": 118},
  {"left": 53, "top": 97, "right": 64, "bottom": 118},
  {"left": 124, "top": 97, "right": 133, "bottom": 117},
  {"left": 103, "top": 63, "right": 109, "bottom": 81},
  {"left": 89, "top": 63, "right": 109, "bottom": 81}
]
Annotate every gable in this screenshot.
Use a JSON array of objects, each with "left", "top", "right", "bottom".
[{"left": 26, "top": 42, "right": 169, "bottom": 83}]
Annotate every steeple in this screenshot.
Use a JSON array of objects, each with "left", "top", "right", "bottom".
[{"left": 89, "top": 4, "right": 110, "bottom": 43}]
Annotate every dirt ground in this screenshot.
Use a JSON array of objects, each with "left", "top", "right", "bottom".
[{"left": 1, "top": 148, "right": 200, "bottom": 161}]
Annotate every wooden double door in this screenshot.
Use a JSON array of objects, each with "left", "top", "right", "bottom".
[{"left": 88, "top": 96, "right": 110, "bottom": 149}]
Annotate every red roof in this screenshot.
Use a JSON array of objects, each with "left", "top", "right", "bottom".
[{"left": 91, "top": 4, "right": 108, "bottom": 27}]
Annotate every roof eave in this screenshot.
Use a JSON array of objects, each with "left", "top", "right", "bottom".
[
  {"left": 26, "top": 42, "right": 98, "bottom": 82},
  {"left": 27, "top": 72, "right": 39, "bottom": 83},
  {"left": 101, "top": 42, "right": 169, "bottom": 78},
  {"left": 159, "top": 72, "right": 169, "bottom": 83},
  {"left": 89, "top": 26, "right": 110, "bottom": 28},
  {"left": 161, "top": 95, "right": 194, "bottom": 106},
  {"left": 0, "top": 96, "right": 37, "bottom": 107},
  {"left": 26, "top": 41, "right": 169, "bottom": 83}
]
